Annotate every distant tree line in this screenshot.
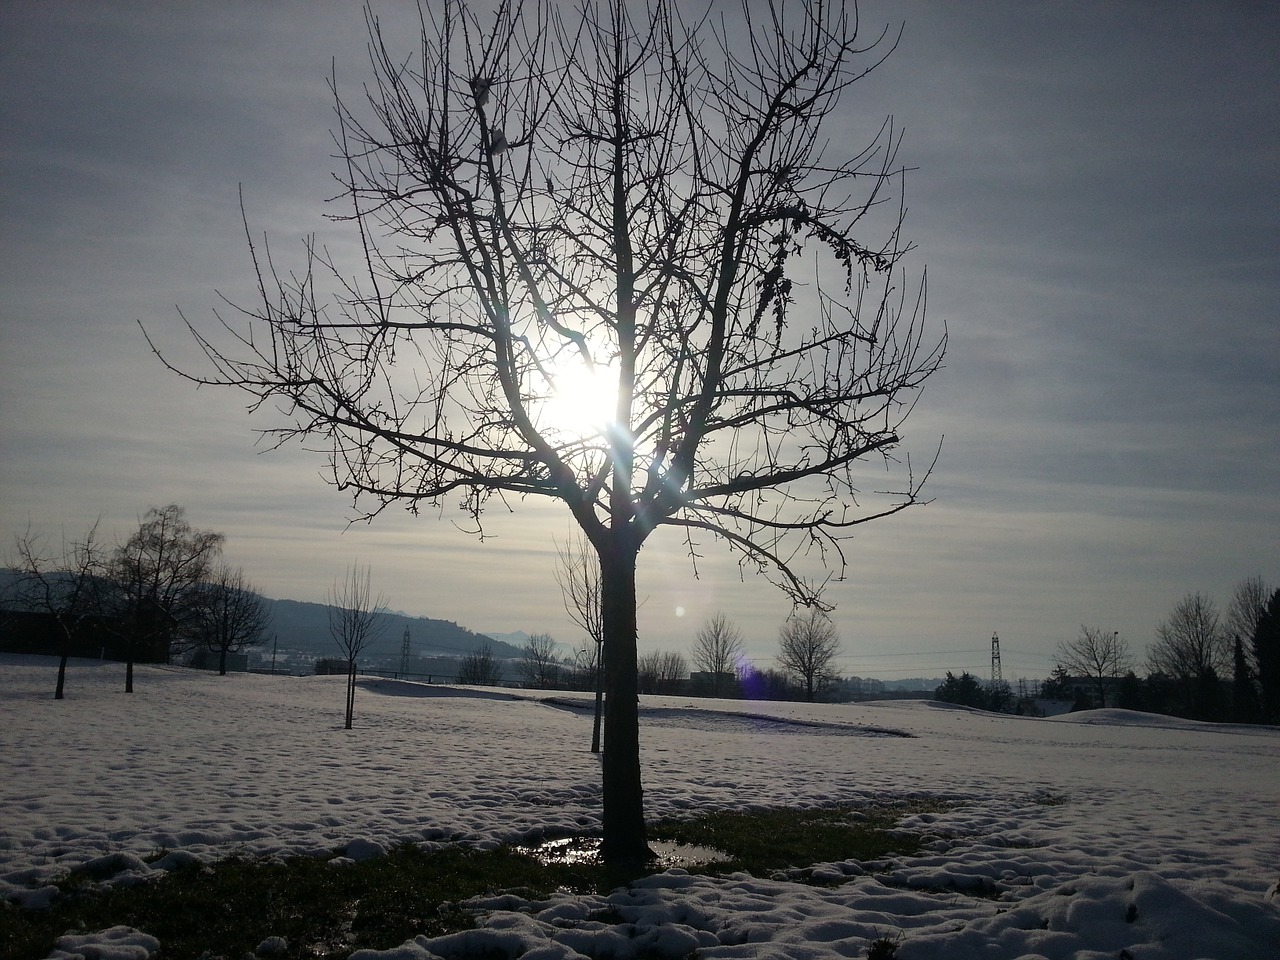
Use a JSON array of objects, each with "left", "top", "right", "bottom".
[
  {"left": 937, "top": 576, "right": 1279, "bottom": 725},
  {"left": 501, "top": 607, "right": 845, "bottom": 708},
  {"left": 3, "top": 505, "right": 272, "bottom": 698},
  {"left": 933, "top": 671, "right": 1012, "bottom": 712}
]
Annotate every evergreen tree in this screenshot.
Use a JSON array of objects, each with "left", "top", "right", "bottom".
[
  {"left": 935, "top": 671, "right": 987, "bottom": 709},
  {"left": 1116, "top": 671, "right": 1145, "bottom": 711},
  {"left": 1253, "top": 589, "right": 1280, "bottom": 722},
  {"left": 1040, "top": 665, "right": 1072, "bottom": 700},
  {"left": 1231, "top": 636, "right": 1260, "bottom": 722}
]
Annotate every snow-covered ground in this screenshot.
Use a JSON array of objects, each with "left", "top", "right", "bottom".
[{"left": 2, "top": 654, "right": 1277, "bottom": 959}]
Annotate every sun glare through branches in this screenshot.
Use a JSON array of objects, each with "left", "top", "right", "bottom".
[{"left": 537, "top": 354, "right": 620, "bottom": 440}]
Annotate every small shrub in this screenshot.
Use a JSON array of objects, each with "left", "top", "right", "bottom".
[{"left": 867, "top": 933, "right": 901, "bottom": 959}]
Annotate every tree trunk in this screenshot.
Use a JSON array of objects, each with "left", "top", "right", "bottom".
[
  {"left": 219, "top": 646, "right": 228, "bottom": 676},
  {"left": 126, "top": 658, "right": 134, "bottom": 694},
  {"left": 591, "top": 654, "right": 604, "bottom": 754},
  {"left": 55, "top": 654, "right": 68, "bottom": 700},
  {"left": 345, "top": 660, "right": 356, "bottom": 730},
  {"left": 599, "top": 537, "right": 649, "bottom": 869}
]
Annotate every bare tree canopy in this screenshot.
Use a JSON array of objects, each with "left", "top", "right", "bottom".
[
  {"left": 691, "top": 612, "right": 745, "bottom": 695},
  {"left": 518, "top": 632, "right": 562, "bottom": 689},
  {"left": 109, "top": 505, "right": 224, "bottom": 691},
  {"left": 191, "top": 564, "right": 272, "bottom": 675},
  {"left": 556, "top": 534, "right": 605, "bottom": 751},
  {"left": 776, "top": 609, "right": 841, "bottom": 701},
  {"left": 1148, "top": 592, "right": 1229, "bottom": 719},
  {"left": 555, "top": 535, "right": 603, "bottom": 646},
  {"left": 328, "top": 562, "right": 389, "bottom": 729},
  {"left": 637, "top": 649, "right": 687, "bottom": 695},
  {"left": 1225, "top": 576, "right": 1272, "bottom": 652},
  {"left": 11, "top": 521, "right": 108, "bottom": 699},
  {"left": 1055, "top": 626, "right": 1132, "bottom": 709},
  {"left": 151, "top": 0, "right": 941, "bottom": 867},
  {"left": 1149, "top": 594, "right": 1228, "bottom": 680},
  {"left": 457, "top": 641, "right": 503, "bottom": 685}
]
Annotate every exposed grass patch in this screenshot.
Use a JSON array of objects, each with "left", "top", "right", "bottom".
[
  {"left": 1031, "top": 791, "right": 1068, "bottom": 806},
  {"left": 2, "top": 801, "right": 943, "bottom": 960},
  {"left": 649, "top": 799, "right": 950, "bottom": 877},
  {"left": 1, "top": 844, "right": 592, "bottom": 960}
]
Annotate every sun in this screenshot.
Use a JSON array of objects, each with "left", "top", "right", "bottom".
[{"left": 540, "top": 356, "right": 619, "bottom": 438}]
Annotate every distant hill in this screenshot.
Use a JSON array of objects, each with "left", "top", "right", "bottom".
[{"left": 265, "top": 597, "right": 522, "bottom": 661}]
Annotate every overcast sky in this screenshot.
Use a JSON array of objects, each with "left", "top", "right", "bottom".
[{"left": 2, "top": 2, "right": 1277, "bottom": 681}]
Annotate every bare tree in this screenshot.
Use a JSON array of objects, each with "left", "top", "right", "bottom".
[
  {"left": 191, "top": 564, "right": 272, "bottom": 675},
  {"left": 556, "top": 534, "right": 604, "bottom": 751},
  {"left": 1148, "top": 593, "right": 1229, "bottom": 719},
  {"left": 153, "top": 0, "right": 942, "bottom": 866},
  {"left": 328, "top": 563, "right": 389, "bottom": 729},
  {"left": 1056, "top": 626, "right": 1132, "bottom": 709},
  {"left": 638, "top": 649, "right": 688, "bottom": 695},
  {"left": 636, "top": 650, "right": 663, "bottom": 695},
  {"left": 777, "top": 609, "right": 841, "bottom": 702},
  {"left": 11, "top": 521, "right": 108, "bottom": 699},
  {"left": 457, "top": 641, "right": 503, "bottom": 685},
  {"left": 1225, "top": 576, "right": 1272, "bottom": 673},
  {"left": 691, "top": 613, "right": 745, "bottom": 697},
  {"left": 108, "top": 505, "right": 224, "bottom": 692},
  {"left": 518, "top": 632, "right": 562, "bottom": 689},
  {"left": 567, "top": 637, "right": 599, "bottom": 685},
  {"left": 657, "top": 650, "right": 689, "bottom": 694}
]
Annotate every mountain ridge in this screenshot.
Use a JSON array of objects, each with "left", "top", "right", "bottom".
[
  {"left": 265, "top": 596, "right": 523, "bottom": 661},
  {"left": 0, "top": 569, "right": 522, "bottom": 662}
]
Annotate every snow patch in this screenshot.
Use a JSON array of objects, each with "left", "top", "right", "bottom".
[{"left": 2, "top": 655, "right": 1278, "bottom": 960}]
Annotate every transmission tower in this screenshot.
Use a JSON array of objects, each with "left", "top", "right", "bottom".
[
  {"left": 399, "top": 628, "right": 412, "bottom": 676},
  {"left": 990, "top": 632, "right": 1002, "bottom": 684}
]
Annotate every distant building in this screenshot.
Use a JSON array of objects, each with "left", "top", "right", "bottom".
[{"left": 689, "top": 670, "right": 737, "bottom": 696}]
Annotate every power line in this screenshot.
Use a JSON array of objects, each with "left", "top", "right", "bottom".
[{"left": 846, "top": 647, "right": 988, "bottom": 659}]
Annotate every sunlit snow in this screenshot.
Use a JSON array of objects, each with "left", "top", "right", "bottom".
[{"left": 2, "top": 655, "right": 1277, "bottom": 959}]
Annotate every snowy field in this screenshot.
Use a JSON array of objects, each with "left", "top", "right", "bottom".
[{"left": 2, "top": 654, "right": 1278, "bottom": 959}]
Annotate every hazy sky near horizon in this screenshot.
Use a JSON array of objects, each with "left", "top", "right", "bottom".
[{"left": 2, "top": 2, "right": 1277, "bottom": 680}]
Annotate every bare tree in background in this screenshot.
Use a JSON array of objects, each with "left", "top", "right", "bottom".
[
  {"left": 636, "top": 650, "right": 662, "bottom": 695},
  {"left": 152, "top": 0, "right": 942, "bottom": 867},
  {"left": 691, "top": 613, "right": 745, "bottom": 697},
  {"left": 518, "top": 632, "right": 562, "bottom": 689},
  {"left": 328, "top": 563, "right": 389, "bottom": 729},
  {"left": 11, "top": 522, "right": 108, "bottom": 699},
  {"left": 656, "top": 650, "right": 688, "bottom": 694},
  {"left": 457, "top": 641, "right": 503, "bottom": 685},
  {"left": 1055, "top": 626, "right": 1132, "bottom": 709},
  {"left": 556, "top": 534, "right": 605, "bottom": 751},
  {"left": 191, "top": 564, "right": 272, "bottom": 675},
  {"left": 777, "top": 609, "right": 841, "bottom": 702},
  {"left": 1148, "top": 593, "right": 1229, "bottom": 720},
  {"left": 1225, "top": 576, "right": 1271, "bottom": 675},
  {"left": 638, "top": 649, "right": 687, "bottom": 695},
  {"left": 108, "top": 505, "right": 224, "bottom": 692}
]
